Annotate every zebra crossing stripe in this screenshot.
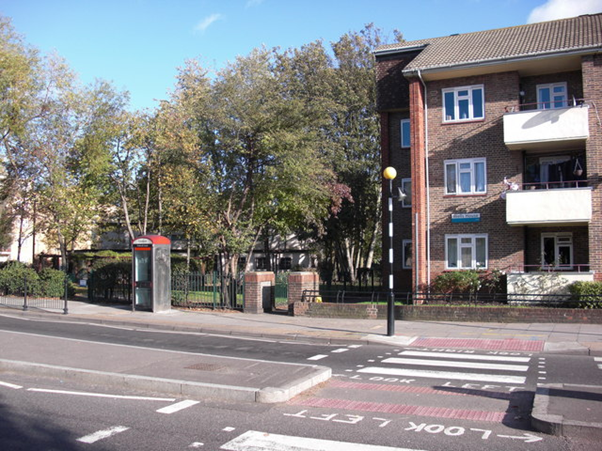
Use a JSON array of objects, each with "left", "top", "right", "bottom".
[
  {"left": 358, "top": 366, "right": 526, "bottom": 384},
  {"left": 220, "top": 430, "right": 428, "bottom": 451},
  {"left": 398, "top": 351, "right": 530, "bottom": 363},
  {"left": 382, "top": 357, "right": 528, "bottom": 372}
]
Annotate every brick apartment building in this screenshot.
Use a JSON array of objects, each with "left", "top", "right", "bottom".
[{"left": 375, "top": 14, "right": 602, "bottom": 294}]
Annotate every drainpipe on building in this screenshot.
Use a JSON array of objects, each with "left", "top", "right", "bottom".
[{"left": 417, "top": 70, "right": 431, "bottom": 290}]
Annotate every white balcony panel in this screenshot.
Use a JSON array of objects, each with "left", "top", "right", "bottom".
[
  {"left": 503, "top": 106, "right": 589, "bottom": 150},
  {"left": 507, "top": 272, "right": 594, "bottom": 298},
  {"left": 506, "top": 188, "right": 592, "bottom": 226}
]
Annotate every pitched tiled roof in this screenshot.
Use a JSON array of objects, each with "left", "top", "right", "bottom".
[{"left": 375, "top": 14, "right": 602, "bottom": 74}]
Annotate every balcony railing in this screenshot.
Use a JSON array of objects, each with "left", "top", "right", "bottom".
[
  {"left": 509, "top": 264, "right": 592, "bottom": 273},
  {"left": 503, "top": 102, "right": 589, "bottom": 151}
]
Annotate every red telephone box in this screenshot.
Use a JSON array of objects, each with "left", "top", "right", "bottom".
[{"left": 132, "top": 235, "right": 171, "bottom": 312}]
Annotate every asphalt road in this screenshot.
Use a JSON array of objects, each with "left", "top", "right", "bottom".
[{"left": 0, "top": 315, "right": 600, "bottom": 450}]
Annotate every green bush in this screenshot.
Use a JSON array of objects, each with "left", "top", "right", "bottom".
[
  {"left": 568, "top": 281, "right": 602, "bottom": 309},
  {"left": 0, "top": 261, "right": 42, "bottom": 296},
  {"left": 39, "top": 268, "right": 70, "bottom": 298},
  {"left": 432, "top": 270, "right": 481, "bottom": 293}
]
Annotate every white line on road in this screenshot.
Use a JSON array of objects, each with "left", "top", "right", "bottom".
[
  {"left": 307, "top": 354, "right": 328, "bottom": 361},
  {"left": 156, "top": 400, "right": 200, "bottom": 414},
  {"left": 331, "top": 348, "right": 349, "bottom": 353},
  {"left": 0, "top": 380, "right": 22, "bottom": 389},
  {"left": 77, "top": 426, "right": 130, "bottom": 444},
  {"left": 220, "top": 430, "right": 428, "bottom": 451},
  {"left": 27, "top": 388, "right": 176, "bottom": 402},
  {"left": 358, "top": 366, "right": 526, "bottom": 384},
  {"left": 383, "top": 357, "right": 528, "bottom": 372},
  {"left": 398, "top": 351, "right": 531, "bottom": 362}
]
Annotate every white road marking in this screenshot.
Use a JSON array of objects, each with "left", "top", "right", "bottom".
[
  {"left": 189, "top": 442, "right": 204, "bottom": 448},
  {"left": 383, "top": 357, "right": 528, "bottom": 372},
  {"left": 0, "top": 380, "right": 22, "bottom": 389},
  {"left": 307, "top": 354, "right": 328, "bottom": 361},
  {"left": 331, "top": 348, "right": 349, "bottom": 353},
  {"left": 220, "top": 430, "right": 428, "bottom": 451},
  {"left": 349, "top": 345, "right": 363, "bottom": 348},
  {"left": 398, "top": 351, "right": 530, "bottom": 362},
  {"left": 156, "top": 399, "right": 200, "bottom": 414},
  {"left": 223, "top": 427, "right": 236, "bottom": 432},
  {"left": 77, "top": 426, "right": 129, "bottom": 444},
  {"left": 358, "top": 367, "right": 526, "bottom": 384},
  {"left": 27, "top": 388, "right": 175, "bottom": 401}
]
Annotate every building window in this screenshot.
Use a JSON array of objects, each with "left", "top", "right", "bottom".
[
  {"left": 279, "top": 257, "right": 292, "bottom": 270},
  {"left": 541, "top": 233, "right": 573, "bottom": 270},
  {"left": 402, "top": 239, "right": 412, "bottom": 269},
  {"left": 442, "top": 85, "right": 484, "bottom": 122},
  {"left": 401, "top": 178, "right": 411, "bottom": 208},
  {"left": 445, "top": 158, "right": 486, "bottom": 195},
  {"left": 537, "top": 82, "right": 567, "bottom": 109},
  {"left": 255, "top": 257, "right": 269, "bottom": 270},
  {"left": 446, "top": 234, "right": 488, "bottom": 270},
  {"left": 400, "top": 119, "right": 411, "bottom": 148}
]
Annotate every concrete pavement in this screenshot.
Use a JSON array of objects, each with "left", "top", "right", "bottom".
[{"left": 1, "top": 300, "right": 601, "bottom": 439}]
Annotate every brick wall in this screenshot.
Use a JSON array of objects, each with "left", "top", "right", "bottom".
[
  {"left": 422, "top": 72, "right": 525, "bottom": 281},
  {"left": 287, "top": 272, "right": 319, "bottom": 314},
  {"left": 292, "top": 301, "right": 602, "bottom": 323},
  {"left": 583, "top": 54, "right": 602, "bottom": 279},
  {"left": 375, "top": 52, "right": 420, "bottom": 112},
  {"left": 243, "top": 272, "right": 274, "bottom": 314}
]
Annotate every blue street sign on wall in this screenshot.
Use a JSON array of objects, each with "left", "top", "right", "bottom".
[{"left": 451, "top": 213, "right": 481, "bottom": 223}]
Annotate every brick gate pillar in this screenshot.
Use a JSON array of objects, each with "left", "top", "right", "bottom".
[
  {"left": 243, "top": 272, "right": 275, "bottom": 314},
  {"left": 287, "top": 271, "right": 319, "bottom": 315}
]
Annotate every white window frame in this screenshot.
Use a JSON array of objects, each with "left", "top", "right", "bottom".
[
  {"left": 541, "top": 233, "right": 573, "bottom": 270},
  {"left": 400, "top": 119, "right": 411, "bottom": 148},
  {"left": 401, "top": 178, "right": 411, "bottom": 208},
  {"left": 445, "top": 234, "right": 488, "bottom": 270},
  {"left": 402, "top": 239, "right": 412, "bottom": 269},
  {"left": 444, "top": 157, "right": 487, "bottom": 195},
  {"left": 537, "top": 82, "right": 567, "bottom": 110},
  {"left": 442, "top": 85, "right": 484, "bottom": 122}
]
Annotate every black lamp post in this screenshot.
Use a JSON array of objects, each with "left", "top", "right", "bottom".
[{"left": 383, "top": 166, "right": 399, "bottom": 337}]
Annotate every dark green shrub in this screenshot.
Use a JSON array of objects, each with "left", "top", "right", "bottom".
[
  {"left": 88, "top": 259, "right": 131, "bottom": 303},
  {"left": 0, "top": 261, "right": 41, "bottom": 296},
  {"left": 568, "top": 281, "right": 602, "bottom": 308},
  {"left": 432, "top": 270, "right": 481, "bottom": 294},
  {"left": 39, "top": 268, "right": 70, "bottom": 298}
]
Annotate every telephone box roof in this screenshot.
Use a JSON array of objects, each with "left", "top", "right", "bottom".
[{"left": 132, "top": 235, "right": 171, "bottom": 245}]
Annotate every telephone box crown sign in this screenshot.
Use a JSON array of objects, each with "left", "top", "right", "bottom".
[{"left": 133, "top": 235, "right": 171, "bottom": 246}]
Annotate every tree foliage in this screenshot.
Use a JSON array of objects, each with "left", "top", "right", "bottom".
[{"left": 0, "top": 14, "right": 402, "bottom": 285}]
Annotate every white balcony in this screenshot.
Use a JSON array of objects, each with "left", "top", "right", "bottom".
[
  {"left": 503, "top": 105, "right": 589, "bottom": 151},
  {"left": 506, "top": 188, "right": 592, "bottom": 226}
]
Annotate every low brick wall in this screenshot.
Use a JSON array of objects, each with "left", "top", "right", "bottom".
[{"left": 292, "top": 302, "right": 602, "bottom": 323}]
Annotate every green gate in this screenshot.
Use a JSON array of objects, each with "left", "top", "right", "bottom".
[{"left": 171, "top": 272, "right": 244, "bottom": 310}]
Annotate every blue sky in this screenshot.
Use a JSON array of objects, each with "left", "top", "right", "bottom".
[{"left": 2, "top": 0, "right": 601, "bottom": 111}]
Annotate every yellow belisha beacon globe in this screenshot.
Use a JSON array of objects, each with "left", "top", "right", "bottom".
[{"left": 383, "top": 166, "right": 397, "bottom": 180}]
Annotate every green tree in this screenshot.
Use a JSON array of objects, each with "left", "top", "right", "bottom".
[
  {"left": 317, "top": 24, "right": 404, "bottom": 285},
  {"left": 170, "top": 48, "right": 340, "bottom": 282}
]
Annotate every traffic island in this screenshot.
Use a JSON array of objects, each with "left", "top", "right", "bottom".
[{"left": 531, "top": 383, "right": 602, "bottom": 440}]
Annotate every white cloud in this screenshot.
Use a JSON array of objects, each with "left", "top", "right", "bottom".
[
  {"left": 194, "top": 13, "right": 223, "bottom": 33},
  {"left": 528, "top": 0, "right": 602, "bottom": 23}
]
